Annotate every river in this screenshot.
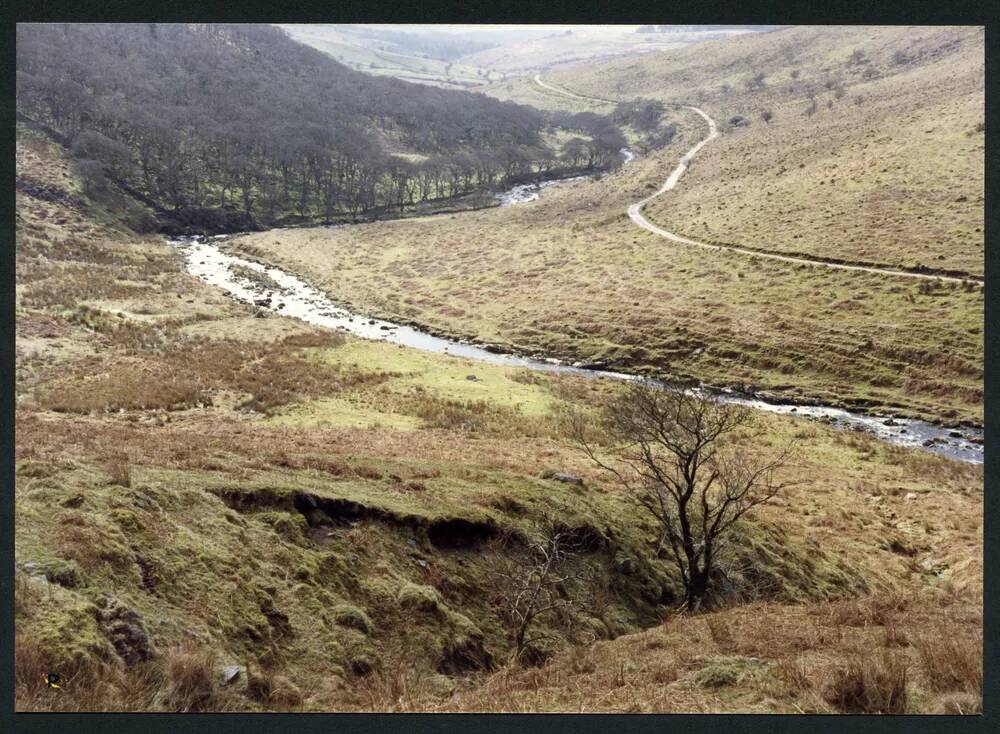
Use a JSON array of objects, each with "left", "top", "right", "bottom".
[
  {"left": 169, "top": 229, "right": 983, "bottom": 464},
  {"left": 497, "top": 148, "right": 637, "bottom": 207}
]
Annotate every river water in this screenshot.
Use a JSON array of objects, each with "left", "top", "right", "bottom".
[
  {"left": 496, "top": 149, "right": 637, "bottom": 207},
  {"left": 170, "top": 229, "right": 983, "bottom": 464}
]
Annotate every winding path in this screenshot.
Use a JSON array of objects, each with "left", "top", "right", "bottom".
[
  {"left": 533, "top": 75, "right": 981, "bottom": 285},
  {"left": 533, "top": 74, "right": 615, "bottom": 104}
]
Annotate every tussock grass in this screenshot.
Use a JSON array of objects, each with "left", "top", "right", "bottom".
[
  {"left": 824, "top": 651, "right": 909, "bottom": 713},
  {"left": 913, "top": 628, "right": 982, "bottom": 695}
]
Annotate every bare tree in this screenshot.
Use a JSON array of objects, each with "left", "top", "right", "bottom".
[
  {"left": 486, "top": 521, "right": 591, "bottom": 663},
  {"left": 568, "top": 381, "right": 793, "bottom": 612}
]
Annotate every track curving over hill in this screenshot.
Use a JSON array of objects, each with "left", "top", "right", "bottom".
[{"left": 533, "top": 75, "right": 981, "bottom": 285}]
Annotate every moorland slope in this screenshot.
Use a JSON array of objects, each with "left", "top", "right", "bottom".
[
  {"left": 16, "top": 123, "right": 982, "bottom": 713},
  {"left": 231, "top": 26, "right": 983, "bottom": 425}
]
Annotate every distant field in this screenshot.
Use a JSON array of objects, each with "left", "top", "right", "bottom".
[
  {"left": 281, "top": 25, "right": 501, "bottom": 89},
  {"left": 459, "top": 28, "right": 755, "bottom": 75}
]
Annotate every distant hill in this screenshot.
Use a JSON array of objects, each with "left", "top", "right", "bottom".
[
  {"left": 15, "top": 23, "right": 574, "bottom": 233},
  {"left": 457, "top": 27, "right": 767, "bottom": 76},
  {"left": 279, "top": 24, "right": 510, "bottom": 90}
]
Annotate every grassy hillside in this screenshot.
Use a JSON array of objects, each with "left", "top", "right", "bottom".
[
  {"left": 15, "top": 24, "right": 560, "bottom": 234},
  {"left": 539, "top": 25, "right": 985, "bottom": 275},
  {"left": 15, "top": 126, "right": 982, "bottom": 713}
]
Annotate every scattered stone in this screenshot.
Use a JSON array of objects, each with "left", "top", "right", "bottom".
[
  {"left": 883, "top": 418, "right": 899, "bottom": 426},
  {"left": 949, "top": 431, "right": 964, "bottom": 439},
  {"left": 904, "top": 493, "right": 918, "bottom": 502},
  {"left": 221, "top": 664, "right": 245, "bottom": 685},
  {"left": 551, "top": 473, "right": 584, "bottom": 486},
  {"left": 22, "top": 559, "right": 84, "bottom": 588}
]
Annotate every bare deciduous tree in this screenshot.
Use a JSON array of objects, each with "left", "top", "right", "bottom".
[
  {"left": 568, "top": 381, "right": 793, "bottom": 612},
  {"left": 486, "top": 521, "right": 592, "bottom": 663}
]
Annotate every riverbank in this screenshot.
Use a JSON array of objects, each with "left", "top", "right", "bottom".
[{"left": 180, "top": 236, "right": 982, "bottom": 462}]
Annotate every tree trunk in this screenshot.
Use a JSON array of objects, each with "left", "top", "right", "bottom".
[{"left": 686, "top": 572, "right": 708, "bottom": 611}]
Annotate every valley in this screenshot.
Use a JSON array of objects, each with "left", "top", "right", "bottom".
[{"left": 13, "top": 23, "right": 985, "bottom": 715}]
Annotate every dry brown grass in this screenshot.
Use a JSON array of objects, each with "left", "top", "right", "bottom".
[
  {"left": 913, "top": 628, "right": 982, "bottom": 695},
  {"left": 824, "top": 651, "right": 909, "bottom": 714},
  {"left": 160, "top": 646, "right": 221, "bottom": 712}
]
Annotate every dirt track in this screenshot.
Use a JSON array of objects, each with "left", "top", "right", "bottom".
[{"left": 533, "top": 76, "right": 981, "bottom": 285}]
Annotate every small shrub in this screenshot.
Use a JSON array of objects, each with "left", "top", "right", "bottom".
[
  {"left": 744, "top": 72, "right": 766, "bottom": 91},
  {"left": 693, "top": 656, "right": 765, "bottom": 689},
  {"left": 106, "top": 456, "right": 131, "bottom": 488}
]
